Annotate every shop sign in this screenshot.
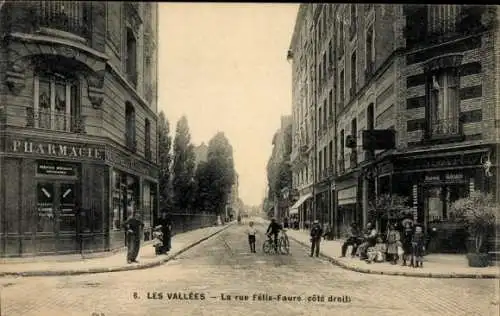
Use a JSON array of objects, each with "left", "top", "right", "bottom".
[
  {"left": 105, "top": 148, "right": 158, "bottom": 179},
  {"left": 424, "top": 175, "right": 440, "bottom": 182},
  {"left": 398, "top": 154, "right": 481, "bottom": 171},
  {"left": 37, "top": 160, "right": 78, "bottom": 176},
  {"left": 9, "top": 139, "right": 105, "bottom": 160}
]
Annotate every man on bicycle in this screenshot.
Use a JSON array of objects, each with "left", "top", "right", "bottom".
[{"left": 266, "top": 218, "right": 282, "bottom": 252}]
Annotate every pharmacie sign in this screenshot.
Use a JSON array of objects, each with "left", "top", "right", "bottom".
[{"left": 9, "top": 139, "right": 105, "bottom": 160}]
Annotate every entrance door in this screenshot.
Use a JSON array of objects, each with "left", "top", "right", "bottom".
[{"left": 35, "top": 181, "right": 78, "bottom": 254}]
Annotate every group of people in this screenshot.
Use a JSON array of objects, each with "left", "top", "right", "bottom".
[
  {"left": 122, "top": 211, "right": 173, "bottom": 264},
  {"left": 341, "top": 219, "right": 426, "bottom": 267}
]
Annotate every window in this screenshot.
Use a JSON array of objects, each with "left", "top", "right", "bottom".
[
  {"left": 350, "top": 51, "right": 357, "bottom": 94},
  {"left": 350, "top": 5, "right": 357, "bottom": 39},
  {"left": 367, "top": 103, "right": 375, "bottom": 130},
  {"left": 351, "top": 118, "right": 357, "bottom": 141},
  {"left": 145, "top": 118, "right": 151, "bottom": 160},
  {"left": 125, "top": 102, "right": 136, "bottom": 151},
  {"left": 339, "top": 70, "right": 345, "bottom": 107},
  {"left": 34, "top": 73, "right": 79, "bottom": 132},
  {"left": 323, "top": 149, "right": 327, "bottom": 173},
  {"left": 365, "top": 24, "right": 374, "bottom": 72},
  {"left": 428, "top": 69, "right": 459, "bottom": 136},
  {"left": 126, "top": 28, "right": 137, "bottom": 87},
  {"left": 323, "top": 100, "right": 327, "bottom": 127},
  {"left": 329, "top": 141, "right": 333, "bottom": 168},
  {"left": 339, "top": 129, "right": 345, "bottom": 172},
  {"left": 338, "top": 12, "right": 344, "bottom": 58},
  {"left": 318, "top": 107, "right": 322, "bottom": 132},
  {"left": 329, "top": 90, "right": 333, "bottom": 116}
]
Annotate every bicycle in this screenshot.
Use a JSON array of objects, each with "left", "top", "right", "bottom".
[
  {"left": 278, "top": 229, "right": 290, "bottom": 255},
  {"left": 263, "top": 234, "right": 279, "bottom": 254}
]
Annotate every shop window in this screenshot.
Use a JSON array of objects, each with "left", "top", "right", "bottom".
[
  {"left": 59, "top": 183, "right": 76, "bottom": 233},
  {"left": 37, "top": 183, "right": 55, "bottom": 233},
  {"left": 111, "top": 171, "right": 124, "bottom": 231},
  {"left": 126, "top": 28, "right": 137, "bottom": 87},
  {"left": 125, "top": 102, "right": 137, "bottom": 152},
  {"left": 145, "top": 118, "right": 151, "bottom": 160},
  {"left": 428, "top": 69, "right": 459, "bottom": 138},
  {"left": 33, "top": 73, "right": 80, "bottom": 132}
]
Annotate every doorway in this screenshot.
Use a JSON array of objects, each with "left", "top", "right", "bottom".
[{"left": 36, "top": 181, "right": 78, "bottom": 254}]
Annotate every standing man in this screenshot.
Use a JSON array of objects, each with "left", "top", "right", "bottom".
[
  {"left": 310, "top": 220, "right": 323, "bottom": 257},
  {"left": 123, "top": 211, "right": 144, "bottom": 264},
  {"left": 157, "top": 211, "right": 172, "bottom": 253}
]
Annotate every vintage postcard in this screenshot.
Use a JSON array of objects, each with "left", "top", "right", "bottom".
[{"left": 0, "top": 2, "right": 499, "bottom": 316}]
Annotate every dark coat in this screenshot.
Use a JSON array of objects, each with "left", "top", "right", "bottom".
[{"left": 310, "top": 224, "right": 323, "bottom": 239}]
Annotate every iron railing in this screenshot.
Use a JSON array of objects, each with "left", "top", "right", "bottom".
[
  {"left": 38, "top": 1, "right": 89, "bottom": 38},
  {"left": 430, "top": 117, "right": 461, "bottom": 138},
  {"left": 26, "top": 108, "right": 86, "bottom": 133}
]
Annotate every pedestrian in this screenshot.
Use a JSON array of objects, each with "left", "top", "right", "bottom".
[
  {"left": 411, "top": 224, "right": 426, "bottom": 268},
  {"left": 401, "top": 218, "right": 414, "bottom": 266},
  {"left": 341, "top": 222, "right": 359, "bottom": 257},
  {"left": 310, "top": 220, "right": 323, "bottom": 257},
  {"left": 157, "top": 211, "right": 172, "bottom": 253},
  {"left": 246, "top": 221, "right": 257, "bottom": 253},
  {"left": 366, "top": 236, "right": 387, "bottom": 264},
  {"left": 122, "top": 211, "right": 144, "bottom": 264},
  {"left": 356, "top": 222, "right": 378, "bottom": 260},
  {"left": 386, "top": 223, "right": 401, "bottom": 264}
]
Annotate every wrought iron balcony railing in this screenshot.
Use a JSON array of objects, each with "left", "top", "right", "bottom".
[
  {"left": 338, "top": 158, "right": 345, "bottom": 174},
  {"left": 126, "top": 137, "right": 137, "bottom": 153},
  {"left": 430, "top": 117, "right": 461, "bottom": 138},
  {"left": 38, "top": 2, "right": 90, "bottom": 38},
  {"left": 26, "top": 107, "right": 86, "bottom": 133},
  {"left": 348, "top": 150, "right": 358, "bottom": 169},
  {"left": 145, "top": 147, "right": 152, "bottom": 161}
]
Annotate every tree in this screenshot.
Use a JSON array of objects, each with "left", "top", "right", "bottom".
[
  {"left": 158, "top": 111, "right": 173, "bottom": 213},
  {"left": 193, "top": 161, "right": 214, "bottom": 213},
  {"left": 172, "top": 116, "right": 196, "bottom": 213},
  {"left": 201, "top": 132, "right": 235, "bottom": 215}
]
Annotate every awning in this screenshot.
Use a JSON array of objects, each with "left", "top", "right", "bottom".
[{"left": 289, "top": 193, "right": 312, "bottom": 215}]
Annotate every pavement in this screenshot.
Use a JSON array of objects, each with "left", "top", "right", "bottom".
[
  {"left": 0, "top": 221, "right": 497, "bottom": 316},
  {"left": 253, "top": 217, "right": 500, "bottom": 279},
  {"left": 0, "top": 222, "right": 233, "bottom": 277}
]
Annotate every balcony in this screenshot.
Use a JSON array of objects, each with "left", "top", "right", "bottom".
[
  {"left": 127, "top": 71, "right": 138, "bottom": 88},
  {"left": 26, "top": 107, "right": 86, "bottom": 133},
  {"left": 427, "top": 117, "right": 464, "bottom": 143},
  {"left": 126, "top": 137, "right": 137, "bottom": 153},
  {"left": 145, "top": 147, "right": 152, "bottom": 161},
  {"left": 365, "top": 60, "right": 374, "bottom": 81},
  {"left": 348, "top": 150, "right": 358, "bottom": 168},
  {"left": 37, "top": 2, "right": 90, "bottom": 39},
  {"left": 338, "top": 158, "right": 345, "bottom": 174}
]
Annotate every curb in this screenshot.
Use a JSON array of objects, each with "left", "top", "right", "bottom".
[
  {"left": 288, "top": 236, "right": 500, "bottom": 279},
  {"left": 0, "top": 223, "right": 234, "bottom": 278}
]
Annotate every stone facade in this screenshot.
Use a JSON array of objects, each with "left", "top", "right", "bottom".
[
  {"left": 288, "top": 4, "right": 498, "bottom": 250},
  {"left": 0, "top": 2, "right": 160, "bottom": 257}
]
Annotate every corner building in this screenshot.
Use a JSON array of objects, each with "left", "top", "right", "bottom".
[{"left": 0, "top": 2, "right": 160, "bottom": 257}]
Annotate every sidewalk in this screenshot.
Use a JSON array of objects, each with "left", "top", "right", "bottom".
[
  {"left": 0, "top": 223, "right": 233, "bottom": 277},
  {"left": 257, "top": 219, "right": 500, "bottom": 279}
]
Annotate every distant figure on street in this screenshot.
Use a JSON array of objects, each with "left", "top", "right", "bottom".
[
  {"left": 341, "top": 222, "right": 359, "bottom": 257},
  {"left": 266, "top": 218, "right": 282, "bottom": 252},
  {"left": 411, "top": 225, "right": 426, "bottom": 268},
  {"left": 283, "top": 217, "right": 289, "bottom": 229},
  {"left": 122, "top": 212, "right": 144, "bottom": 264},
  {"left": 157, "top": 211, "right": 172, "bottom": 253},
  {"left": 237, "top": 214, "right": 242, "bottom": 224},
  {"left": 246, "top": 221, "right": 257, "bottom": 253},
  {"left": 310, "top": 220, "right": 323, "bottom": 257}
]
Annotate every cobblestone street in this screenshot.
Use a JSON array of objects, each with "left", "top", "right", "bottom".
[{"left": 1, "top": 224, "right": 498, "bottom": 316}]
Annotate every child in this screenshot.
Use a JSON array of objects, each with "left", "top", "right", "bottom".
[
  {"left": 366, "top": 236, "right": 387, "bottom": 264},
  {"left": 152, "top": 225, "right": 164, "bottom": 255},
  {"left": 246, "top": 221, "right": 257, "bottom": 253},
  {"left": 386, "top": 224, "right": 401, "bottom": 265},
  {"left": 411, "top": 225, "right": 425, "bottom": 268}
]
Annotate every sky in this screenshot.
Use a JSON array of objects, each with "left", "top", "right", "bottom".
[{"left": 158, "top": 3, "right": 299, "bottom": 207}]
